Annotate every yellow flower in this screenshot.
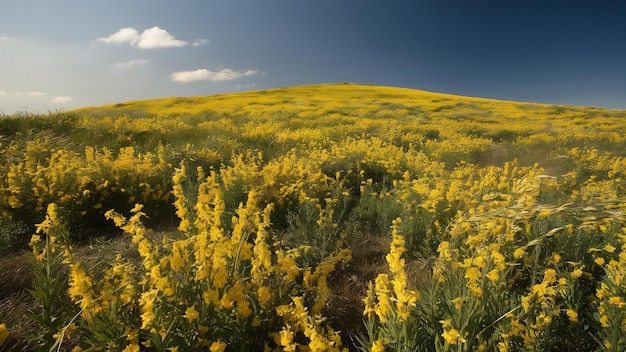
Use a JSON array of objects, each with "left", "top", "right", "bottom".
[
  {"left": 599, "top": 314, "right": 609, "bottom": 327},
  {"left": 452, "top": 297, "right": 465, "bottom": 310},
  {"left": 0, "top": 324, "right": 9, "bottom": 346},
  {"left": 497, "top": 341, "right": 508, "bottom": 352},
  {"left": 521, "top": 295, "right": 531, "bottom": 313},
  {"left": 440, "top": 319, "right": 453, "bottom": 329},
  {"left": 362, "top": 282, "right": 376, "bottom": 318},
  {"left": 566, "top": 309, "right": 578, "bottom": 322},
  {"left": 184, "top": 305, "right": 199, "bottom": 322},
  {"left": 280, "top": 326, "right": 296, "bottom": 352},
  {"left": 122, "top": 344, "right": 140, "bottom": 352},
  {"left": 572, "top": 268, "right": 583, "bottom": 279},
  {"left": 513, "top": 248, "right": 525, "bottom": 259},
  {"left": 167, "top": 347, "right": 179, "bottom": 352},
  {"left": 543, "top": 269, "right": 557, "bottom": 284},
  {"left": 441, "top": 327, "right": 466, "bottom": 345},
  {"left": 371, "top": 339, "right": 385, "bottom": 352},
  {"left": 258, "top": 286, "right": 272, "bottom": 306},
  {"left": 237, "top": 301, "right": 252, "bottom": 318},
  {"left": 210, "top": 341, "right": 227, "bottom": 352},
  {"left": 609, "top": 296, "right": 624, "bottom": 308},
  {"left": 464, "top": 267, "right": 481, "bottom": 282},
  {"left": 595, "top": 257, "right": 605, "bottom": 266},
  {"left": 469, "top": 285, "right": 483, "bottom": 297},
  {"left": 486, "top": 269, "right": 500, "bottom": 282},
  {"left": 604, "top": 244, "right": 616, "bottom": 253},
  {"left": 374, "top": 274, "right": 392, "bottom": 322}
]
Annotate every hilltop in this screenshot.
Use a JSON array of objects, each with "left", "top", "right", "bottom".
[{"left": 69, "top": 83, "right": 626, "bottom": 170}]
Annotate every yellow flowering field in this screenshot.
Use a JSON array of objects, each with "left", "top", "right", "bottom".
[{"left": 1, "top": 83, "right": 626, "bottom": 350}]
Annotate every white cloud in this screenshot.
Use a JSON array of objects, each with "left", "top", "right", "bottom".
[
  {"left": 51, "top": 96, "right": 72, "bottom": 104},
  {"left": 192, "top": 38, "right": 209, "bottom": 47},
  {"left": 0, "top": 90, "right": 6, "bottom": 96},
  {"left": 97, "top": 27, "right": 139, "bottom": 45},
  {"left": 27, "top": 91, "right": 45, "bottom": 96},
  {"left": 136, "top": 27, "right": 187, "bottom": 49},
  {"left": 113, "top": 59, "right": 150, "bottom": 69},
  {"left": 171, "top": 68, "right": 258, "bottom": 83},
  {"left": 97, "top": 26, "right": 187, "bottom": 49},
  {"left": 0, "top": 36, "right": 7, "bottom": 42}
]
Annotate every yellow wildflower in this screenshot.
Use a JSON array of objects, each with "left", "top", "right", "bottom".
[
  {"left": 0, "top": 324, "right": 8, "bottom": 346},
  {"left": 184, "top": 305, "right": 199, "bottom": 322},
  {"left": 609, "top": 296, "right": 624, "bottom": 308},
  {"left": 257, "top": 286, "right": 272, "bottom": 306},
  {"left": 469, "top": 285, "right": 483, "bottom": 297},
  {"left": 371, "top": 339, "right": 385, "bottom": 352},
  {"left": 497, "top": 341, "right": 508, "bottom": 352},
  {"left": 210, "top": 341, "right": 227, "bottom": 352},
  {"left": 280, "top": 326, "right": 296, "bottom": 352},
  {"left": 122, "top": 344, "right": 140, "bottom": 352},
  {"left": 203, "top": 289, "right": 220, "bottom": 305},
  {"left": 464, "top": 266, "right": 481, "bottom": 282},
  {"left": 452, "top": 297, "right": 465, "bottom": 310},
  {"left": 599, "top": 314, "right": 609, "bottom": 327},
  {"left": 486, "top": 269, "right": 500, "bottom": 282},
  {"left": 543, "top": 269, "right": 557, "bottom": 284},
  {"left": 362, "top": 282, "right": 376, "bottom": 318},
  {"left": 441, "top": 327, "right": 466, "bottom": 345},
  {"left": 521, "top": 295, "right": 531, "bottom": 313},
  {"left": 566, "top": 309, "right": 578, "bottom": 322}
]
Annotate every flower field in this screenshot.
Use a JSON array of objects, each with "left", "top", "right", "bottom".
[{"left": 1, "top": 83, "right": 626, "bottom": 351}]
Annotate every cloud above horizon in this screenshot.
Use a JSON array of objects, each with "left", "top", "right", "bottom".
[
  {"left": 113, "top": 59, "right": 150, "bottom": 69},
  {"left": 0, "top": 90, "right": 7, "bottom": 96},
  {"left": 192, "top": 39, "right": 209, "bottom": 47},
  {"left": 27, "top": 91, "right": 45, "bottom": 96},
  {"left": 97, "top": 26, "right": 187, "bottom": 49},
  {"left": 51, "top": 96, "right": 72, "bottom": 104},
  {"left": 170, "top": 68, "right": 258, "bottom": 83}
]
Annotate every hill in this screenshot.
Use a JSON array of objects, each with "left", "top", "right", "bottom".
[{"left": 1, "top": 83, "right": 626, "bottom": 350}]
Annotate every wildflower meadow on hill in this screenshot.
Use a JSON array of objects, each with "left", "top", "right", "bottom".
[{"left": 1, "top": 84, "right": 626, "bottom": 351}]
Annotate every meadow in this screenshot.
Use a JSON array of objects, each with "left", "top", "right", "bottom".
[{"left": 1, "top": 83, "right": 625, "bottom": 351}]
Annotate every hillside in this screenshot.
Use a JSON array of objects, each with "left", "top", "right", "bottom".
[{"left": 1, "top": 83, "right": 626, "bottom": 351}]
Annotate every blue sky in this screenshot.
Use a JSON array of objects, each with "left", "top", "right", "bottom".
[{"left": 1, "top": 1, "right": 625, "bottom": 114}]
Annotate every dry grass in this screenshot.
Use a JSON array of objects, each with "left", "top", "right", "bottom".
[
  {"left": 0, "top": 254, "right": 35, "bottom": 351},
  {"left": 0, "top": 230, "right": 144, "bottom": 351}
]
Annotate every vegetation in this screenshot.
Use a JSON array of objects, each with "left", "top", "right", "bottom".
[{"left": 1, "top": 83, "right": 625, "bottom": 351}]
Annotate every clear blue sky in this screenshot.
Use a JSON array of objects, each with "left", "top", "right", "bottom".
[{"left": 1, "top": 0, "right": 625, "bottom": 113}]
